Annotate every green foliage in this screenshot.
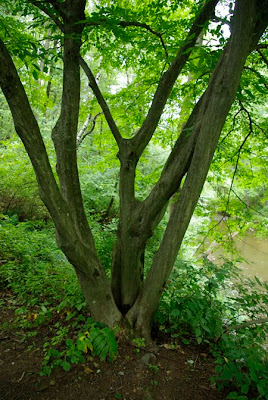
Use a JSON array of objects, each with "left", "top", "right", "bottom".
[
  {"left": 156, "top": 260, "right": 232, "bottom": 342},
  {"left": 212, "top": 333, "right": 268, "bottom": 399},
  {"left": 0, "top": 215, "right": 118, "bottom": 375},
  {"left": 0, "top": 215, "right": 83, "bottom": 306},
  {"left": 155, "top": 259, "right": 268, "bottom": 398},
  {"left": 132, "top": 337, "right": 146, "bottom": 353},
  {"left": 0, "top": 139, "right": 47, "bottom": 220},
  {"left": 41, "top": 319, "right": 118, "bottom": 375}
]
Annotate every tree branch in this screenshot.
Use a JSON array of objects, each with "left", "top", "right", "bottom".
[
  {"left": 221, "top": 101, "right": 255, "bottom": 217},
  {"left": 218, "top": 108, "right": 243, "bottom": 146},
  {"left": 133, "top": 95, "right": 204, "bottom": 238},
  {"left": 28, "top": 0, "right": 64, "bottom": 31},
  {"left": 127, "top": 0, "right": 267, "bottom": 332},
  {"left": 0, "top": 38, "right": 71, "bottom": 235},
  {"left": 257, "top": 49, "right": 268, "bottom": 67},
  {"left": 231, "top": 188, "right": 267, "bottom": 218},
  {"left": 79, "top": 57, "right": 123, "bottom": 148},
  {"left": 244, "top": 65, "right": 268, "bottom": 89},
  {"left": 29, "top": 0, "right": 123, "bottom": 149},
  {"left": 77, "top": 112, "right": 102, "bottom": 146},
  {"left": 226, "top": 317, "right": 268, "bottom": 332},
  {"left": 83, "top": 18, "right": 168, "bottom": 58},
  {"left": 119, "top": 21, "right": 168, "bottom": 58},
  {"left": 132, "top": 0, "right": 219, "bottom": 159},
  {"left": 50, "top": 0, "right": 95, "bottom": 244}
]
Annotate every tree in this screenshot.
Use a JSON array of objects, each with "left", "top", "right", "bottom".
[{"left": 0, "top": 0, "right": 267, "bottom": 340}]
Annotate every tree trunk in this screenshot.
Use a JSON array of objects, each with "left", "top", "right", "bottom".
[
  {"left": 1, "top": 0, "right": 268, "bottom": 339},
  {"left": 126, "top": 0, "right": 267, "bottom": 339},
  {"left": 111, "top": 142, "right": 144, "bottom": 311}
]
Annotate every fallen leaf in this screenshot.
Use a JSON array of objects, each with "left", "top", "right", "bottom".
[{"left": 84, "top": 366, "right": 93, "bottom": 374}]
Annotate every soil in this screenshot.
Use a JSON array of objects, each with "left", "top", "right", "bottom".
[{"left": 0, "top": 290, "right": 228, "bottom": 400}]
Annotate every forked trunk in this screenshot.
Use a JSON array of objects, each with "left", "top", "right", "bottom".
[{"left": 1, "top": 0, "right": 267, "bottom": 342}]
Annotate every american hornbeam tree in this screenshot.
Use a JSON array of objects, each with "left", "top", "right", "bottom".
[{"left": 0, "top": 0, "right": 268, "bottom": 339}]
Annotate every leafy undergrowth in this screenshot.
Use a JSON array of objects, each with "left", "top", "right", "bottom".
[
  {"left": 0, "top": 215, "right": 268, "bottom": 399},
  {"left": 0, "top": 290, "right": 226, "bottom": 400},
  {"left": 155, "top": 261, "right": 268, "bottom": 399},
  {"left": 0, "top": 214, "right": 117, "bottom": 375}
]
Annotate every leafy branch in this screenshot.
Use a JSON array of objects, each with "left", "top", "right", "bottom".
[
  {"left": 226, "top": 317, "right": 268, "bottom": 332},
  {"left": 230, "top": 189, "right": 267, "bottom": 218},
  {"left": 218, "top": 108, "right": 243, "bottom": 146},
  {"left": 257, "top": 48, "right": 268, "bottom": 67},
  {"left": 243, "top": 66, "right": 268, "bottom": 90},
  {"left": 79, "top": 57, "right": 123, "bottom": 148},
  {"left": 29, "top": 0, "right": 64, "bottom": 31},
  {"left": 84, "top": 18, "right": 169, "bottom": 58},
  {"left": 224, "top": 104, "right": 254, "bottom": 213}
]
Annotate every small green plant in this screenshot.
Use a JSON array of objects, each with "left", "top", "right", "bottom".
[
  {"left": 132, "top": 337, "right": 146, "bottom": 353},
  {"left": 41, "top": 318, "right": 118, "bottom": 375},
  {"left": 148, "top": 364, "right": 159, "bottom": 374},
  {"left": 132, "top": 337, "right": 146, "bottom": 348}
]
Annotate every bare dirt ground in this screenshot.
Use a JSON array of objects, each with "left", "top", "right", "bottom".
[{"left": 0, "top": 290, "right": 228, "bottom": 400}]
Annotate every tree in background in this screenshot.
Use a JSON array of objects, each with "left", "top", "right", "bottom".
[{"left": 0, "top": 0, "right": 267, "bottom": 339}]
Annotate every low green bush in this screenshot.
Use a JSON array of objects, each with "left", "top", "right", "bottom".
[
  {"left": 155, "top": 259, "right": 268, "bottom": 399},
  {"left": 0, "top": 215, "right": 118, "bottom": 374}
]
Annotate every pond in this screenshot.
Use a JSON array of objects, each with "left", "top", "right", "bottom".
[
  {"left": 235, "top": 233, "right": 268, "bottom": 282},
  {"left": 204, "top": 225, "right": 268, "bottom": 282}
]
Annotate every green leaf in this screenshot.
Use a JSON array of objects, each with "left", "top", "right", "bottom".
[
  {"left": 61, "top": 361, "right": 71, "bottom": 371},
  {"left": 32, "top": 69, "right": 39, "bottom": 80}
]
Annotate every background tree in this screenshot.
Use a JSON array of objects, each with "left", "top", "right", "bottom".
[{"left": 0, "top": 0, "right": 267, "bottom": 339}]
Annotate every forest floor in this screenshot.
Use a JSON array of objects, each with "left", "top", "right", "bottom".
[{"left": 0, "top": 290, "right": 228, "bottom": 400}]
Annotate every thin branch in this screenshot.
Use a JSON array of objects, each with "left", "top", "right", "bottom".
[
  {"left": 194, "top": 218, "right": 225, "bottom": 256},
  {"left": 124, "top": 80, "right": 159, "bottom": 114},
  {"left": 77, "top": 112, "right": 102, "bottom": 146},
  {"left": 219, "top": 101, "right": 256, "bottom": 168},
  {"left": 230, "top": 189, "right": 267, "bottom": 217},
  {"left": 239, "top": 237, "right": 268, "bottom": 255},
  {"left": 244, "top": 66, "right": 268, "bottom": 89},
  {"left": 83, "top": 18, "right": 168, "bottom": 58},
  {"left": 256, "top": 43, "right": 268, "bottom": 50},
  {"left": 226, "top": 318, "right": 268, "bottom": 332},
  {"left": 224, "top": 125, "right": 253, "bottom": 214},
  {"left": 257, "top": 49, "right": 268, "bottom": 67},
  {"left": 218, "top": 108, "right": 242, "bottom": 145},
  {"left": 28, "top": 0, "right": 64, "bottom": 31},
  {"left": 119, "top": 21, "right": 168, "bottom": 59},
  {"left": 79, "top": 57, "right": 123, "bottom": 148},
  {"left": 195, "top": 103, "right": 257, "bottom": 256}
]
